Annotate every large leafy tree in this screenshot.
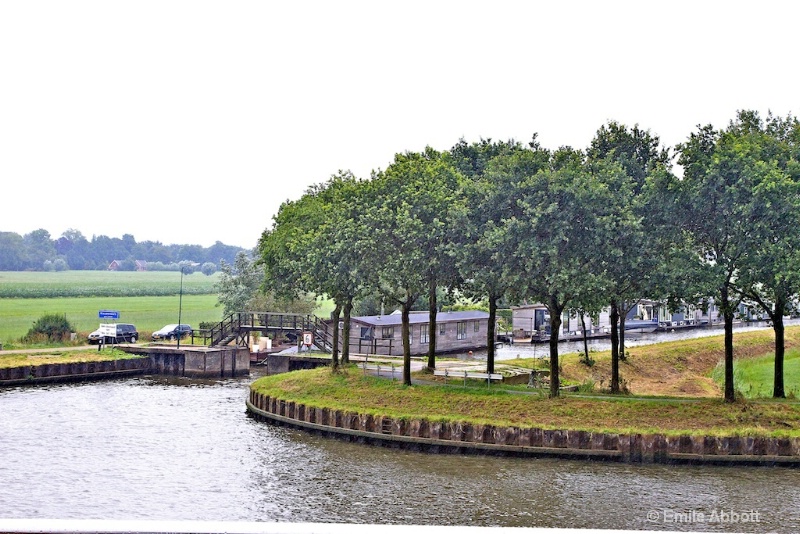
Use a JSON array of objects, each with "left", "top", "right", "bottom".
[
  {"left": 674, "top": 110, "right": 786, "bottom": 402},
  {"left": 586, "top": 121, "right": 672, "bottom": 392},
  {"left": 502, "top": 148, "right": 611, "bottom": 397},
  {"left": 304, "top": 172, "right": 369, "bottom": 366},
  {"left": 215, "top": 251, "right": 267, "bottom": 316},
  {"left": 259, "top": 172, "right": 367, "bottom": 370},
  {"left": 729, "top": 112, "right": 800, "bottom": 398},
  {"left": 363, "top": 149, "right": 463, "bottom": 384},
  {"left": 452, "top": 137, "right": 549, "bottom": 373}
]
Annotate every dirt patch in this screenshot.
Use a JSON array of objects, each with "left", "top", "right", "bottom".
[{"left": 560, "top": 327, "right": 799, "bottom": 397}]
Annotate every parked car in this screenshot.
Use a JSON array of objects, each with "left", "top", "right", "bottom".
[
  {"left": 87, "top": 323, "right": 139, "bottom": 344},
  {"left": 152, "top": 324, "right": 193, "bottom": 341}
]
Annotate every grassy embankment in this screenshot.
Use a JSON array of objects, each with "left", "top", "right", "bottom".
[
  {"left": 251, "top": 365, "right": 800, "bottom": 438},
  {"left": 0, "top": 348, "right": 142, "bottom": 369},
  {"left": 251, "top": 326, "right": 800, "bottom": 437},
  {"left": 488, "top": 326, "right": 800, "bottom": 399}
]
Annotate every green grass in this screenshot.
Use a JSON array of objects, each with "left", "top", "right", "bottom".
[
  {"left": 0, "top": 348, "right": 143, "bottom": 369},
  {"left": 251, "top": 366, "right": 800, "bottom": 437},
  {"left": 0, "top": 277, "right": 337, "bottom": 346},
  {"left": 0, "top": 270, "right": 220, "bottom": 298},
  {"left": 712, "top": 348, "right": 800, "bottom": 399},
  {"left": 0, "top": 294, "right": 224, "bottom": 345}
]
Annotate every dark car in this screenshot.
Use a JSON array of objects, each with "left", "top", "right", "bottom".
[
  {"left": 87, "top": 323, "right": 139, "bottom": 344},
  {"left": 152, "top": 323, "right": 193, "bottom": 341}
]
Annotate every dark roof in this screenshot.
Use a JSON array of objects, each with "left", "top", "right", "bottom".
[{"left": 352, "top": 310, "right": 489, "bottom": 327}]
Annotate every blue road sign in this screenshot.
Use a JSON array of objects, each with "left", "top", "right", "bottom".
[{"left": 98, "top": 310, "right": 120, "bottom": 320}]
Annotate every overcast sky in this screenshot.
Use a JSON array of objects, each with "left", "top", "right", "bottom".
[{"left": 1, "top": 1, "right": 798, "bottom": 249}]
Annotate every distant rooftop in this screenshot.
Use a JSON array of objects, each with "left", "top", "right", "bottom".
[{"left": 352, "top": 310, "right": 489, "bottom": 327}]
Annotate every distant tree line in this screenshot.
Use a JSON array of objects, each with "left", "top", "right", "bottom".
[
  {"left": 258, "top": 110, "right": 800, "bottom": 402},
  {"left": 0, "top": 228, "right": 246, "bottom": 273}
]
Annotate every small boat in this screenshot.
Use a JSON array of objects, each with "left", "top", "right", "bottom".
[{"left": 623, "top": 320, "right": 659, "bottom": 333}]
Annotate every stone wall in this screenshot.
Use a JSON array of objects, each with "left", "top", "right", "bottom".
[{"left": 246, "top": 390, "right": 800, "bottom": 466}]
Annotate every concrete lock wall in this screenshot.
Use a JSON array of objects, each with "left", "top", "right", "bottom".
[{"left": 246, "top": 390, "right": 800, "bottom": 467}]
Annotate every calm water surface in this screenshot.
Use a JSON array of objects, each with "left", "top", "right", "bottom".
[
  {"left": 468, "top": 320, "right": 800, "bottom": 361},
  {"left": 0, "top": 371, "right": 798, "bottom": 532}
]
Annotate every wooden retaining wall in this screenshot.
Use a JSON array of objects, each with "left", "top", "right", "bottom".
[
  {"left": 0, "top": 357, "right": 151, "bottom": 386},
  {"left": 246, "top": 390, "right": 800, "bottom": 466}
]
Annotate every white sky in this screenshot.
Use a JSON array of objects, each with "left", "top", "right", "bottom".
[{"left": 1, "top": 1, "right": 798, "bottom": 249}]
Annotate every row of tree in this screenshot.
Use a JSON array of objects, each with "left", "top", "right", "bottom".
[
  {"left": 0, "top": 228, "right": 245, "bottom": 271},
  {"left": 258, "top": 110, "right": 800, "bottom": 402}
]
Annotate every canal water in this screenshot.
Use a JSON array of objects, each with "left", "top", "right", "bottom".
[
  {"left": 471, "top": 320, "right": 800, "bottom": 361},
  {"left": 1, "top": 371, "right": 798, "bottom": 532}
]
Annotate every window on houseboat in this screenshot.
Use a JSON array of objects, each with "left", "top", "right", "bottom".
[
  {"left": 420, "top": 324, "right": 429, "bottom": 344},
  {"left": 474, "top": 321, "right": 480, "bottom": 332},
  {"left": 457, "top": 322, "right": 466, "bottom": 340},
  {"left": 439, "top": 323, "right": 445, "bottom": 335},
  {"left": 381, "top": 326, "right": 394, "bottom": 339}
]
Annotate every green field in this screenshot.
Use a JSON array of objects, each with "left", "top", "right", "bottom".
[
  {"left": 0, "top": 270, "right": 334, "bottom": 346},
  {"left": 712, "top": 348, "right": 800, "bottom": 399},
  {"left": 0, "top": 270, "right": 219, "bottom": 298},
  {"left": 0, "top": 294, "right": 224, "bottom": 344}
]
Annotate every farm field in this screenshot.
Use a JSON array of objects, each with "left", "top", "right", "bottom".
[
  {"left": 0, "top": 270, "right": 333, "bottom": 346},
  {"left": 0, "top": 270, "right": 219, "bottom": 298},
  {"left": 0, "top": 294, "right": 223, "bottom": 344},
  {"left": 0, "top": 270, "right": 222, "bottom": 344}
]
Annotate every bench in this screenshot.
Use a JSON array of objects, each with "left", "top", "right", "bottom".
[{"left": 434, "top": 368, "right": 503, "bottom": 387}]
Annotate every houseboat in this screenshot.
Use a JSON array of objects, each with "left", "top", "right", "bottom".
[{"left": 347, "top": 310, "right": 490, "bottom": 356}]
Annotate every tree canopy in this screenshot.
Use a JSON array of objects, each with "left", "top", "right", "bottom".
[{"left": 256, "top": 109, "right": 800, "bottom": 400}]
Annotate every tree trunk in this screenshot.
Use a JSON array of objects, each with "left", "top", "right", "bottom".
[
  {"left": 548, "top": 298, "right": 563, "bottom": 398},
  {"left": 609, "top": 301, "right": 620, "bottom": 393},
  {"left": 402, "top": 298, "right": 412, "bottom": 386},
  {"left": 722, "top": 299, "right": 735, "bottom": 403},
  {"left": 618, "top": 302, "right": 627, "bottom": 362},
  {"left": 330, "top": 302, "right": 342, "bottom": 372},
  {"left": 342, "top": 297, "right": 353, "bottom": 365},
  {"left": 772, "top": 293, "right": 787, "bottom": 398},
  {"left": 580, "top": 312, "right": 589, "bottom": 364},
  {"left": 773, "top": 314, "right": 785, "bottom": 398},
  {"left": 487, "top": 293, "right": 497, "bottom": 374},
  {"left": 427, "top": 279, "right": 437, "bottom": 371}
]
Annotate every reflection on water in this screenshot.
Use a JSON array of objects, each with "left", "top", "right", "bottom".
[{"left": 0, "top": 373, "right": 798, "bottom": 531}]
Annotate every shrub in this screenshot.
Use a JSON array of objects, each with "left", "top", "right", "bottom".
[
  {"left": 201, "top": 262, "right": 216, "bottom": 276},
  {"left": 25, "top": 313, "right": 75, "bottom": 342}
]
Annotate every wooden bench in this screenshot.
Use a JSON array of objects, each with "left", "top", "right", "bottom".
[{"left": 434, "top": 368, "right": 503, "bottom": 387}]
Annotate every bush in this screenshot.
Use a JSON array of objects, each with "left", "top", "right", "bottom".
[
  {"left": 25, "top": 313, "right": 75, "bottom": 342},
  {"left": 201, "top": 262, "right": 216, "bottom": 276}
]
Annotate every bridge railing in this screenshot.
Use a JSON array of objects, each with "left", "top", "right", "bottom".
[
  {"left": 204, "top": 312, "right": 318, "bottom": 347},
  {"left": 202, "top": 312, "right": 401, "bottom": 355}
]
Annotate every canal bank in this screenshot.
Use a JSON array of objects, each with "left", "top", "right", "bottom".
[
  {"left": 246, "top": 389, "right": 800, "bottom": 467},
  {"left": 0, "top": 345, "right": 249, "bottom": 386},
  {"left": 247, "top": 367, "right": 800, "bottom": 467},
  {"left": 5, "top": 375, "right": 799, "bottom": 530}
]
